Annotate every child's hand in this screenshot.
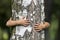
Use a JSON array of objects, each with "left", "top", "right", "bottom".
[
  {"left": 34, "top": 22, "right": 50, "bottom": 32},
  {"left": 16, "top": 17, "right": 30, "bottom": 27},
  {"left": 6, "top": 17, "right": 30, "bottom": 27}
]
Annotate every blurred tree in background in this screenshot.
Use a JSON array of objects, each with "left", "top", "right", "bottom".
[
  {"left": 0, "top": 0, "right": 60, "bottom": 40},
  {"left": 50, "top": 0, "right": 60, "bottom": 40},
  {"left": 0, "top": 0, "right": 11, "bottom": 40},
  {"left": 53, "top": 0, "right": 60, "bottom": 40}
]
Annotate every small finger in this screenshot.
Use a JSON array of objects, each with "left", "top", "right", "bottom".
[
  {"left": 35, "top": 29, "right": 42, "bottom": 31},
  {"left": 34, "top": 26, "right": 38, "bottom": 28},
  {"left": 35, "top": 29, "right": 41, "bottom": 32},
  {"left": 26, "top": 21, "right": 30, "bottom": 23},
  {"left": 24, "top": 25, "right": 27, "bottom": 27},
  {"left": 25, "top": 23, "right": 30, "bottom": 25},
  {"left": 35, "top": 24, "right": 39, "bottom": 26},
  {"left": 34, "top": 27, "right": 42, "bottom": 30},
  {"left": 34, "top": 28, "right": 40, "bottom": 30}
]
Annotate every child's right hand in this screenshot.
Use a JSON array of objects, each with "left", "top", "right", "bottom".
[
  {"left": 6, "top": 17, "right": 30, "bottom": 27},
  {"left": 16, "top": 17, "right": 30, "bottom": 27}
]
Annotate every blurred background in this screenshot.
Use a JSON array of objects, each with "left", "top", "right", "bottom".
[{"left": 0, "top": 0, "right": 60, "bottom": 40}]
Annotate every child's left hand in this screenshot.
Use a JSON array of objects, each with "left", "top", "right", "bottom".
[{"left": 34, "top": 22, "right": 50, "bottom": 32}]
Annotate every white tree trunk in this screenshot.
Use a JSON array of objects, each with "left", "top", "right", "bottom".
[{"left": 10, "top": 0, "right": 45, "bottom": 40}]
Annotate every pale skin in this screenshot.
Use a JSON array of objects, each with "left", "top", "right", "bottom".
[{"left": 6, "top": 17, "right": 50, "bottom": 32}]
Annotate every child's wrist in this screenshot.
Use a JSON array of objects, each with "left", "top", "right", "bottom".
[
  {"left": 44, "top": 22, "right": 50, "bottom": 28},
  {"left": 15, "top": 21, "right": 19, "bottom": 25}
]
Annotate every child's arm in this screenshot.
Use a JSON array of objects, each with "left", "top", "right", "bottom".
[
  {"left": 34, "top": 22, "right": 50, "bottom": 31},
  {"left": 6, "top": 17, "right": 30, "bottom": 27}
]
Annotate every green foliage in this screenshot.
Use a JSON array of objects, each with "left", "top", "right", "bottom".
[
  {"left": 0, "top": 0, "right": 11, "bottom": 14},
  {"left": 49, "top": 15, "right": 58, "bottom": 40},
  {"left": 54, "top": 0, "right": 60, "bottom": 5}
]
